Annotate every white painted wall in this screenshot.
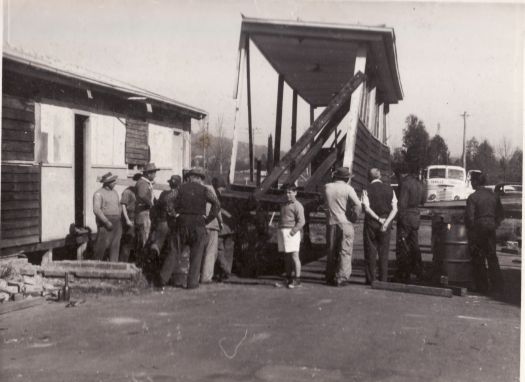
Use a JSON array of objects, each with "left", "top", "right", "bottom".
[
  {"left": 40, "top": 104, "right": 75, "bottom": 241},
  {"left": 84, "top": 114, "right": 127, "bottom": 231}
]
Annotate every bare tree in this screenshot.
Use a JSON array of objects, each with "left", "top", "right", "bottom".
[{"left": 498, "top": 137, "right": 515, "bottom": 182}]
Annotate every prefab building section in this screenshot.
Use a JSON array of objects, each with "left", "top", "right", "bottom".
[
  {"left": 230, "top": 17, "right": 403, "bottom": 195},
  {"left": 1, "top": 49, "right": 206, "bottom": 255}
]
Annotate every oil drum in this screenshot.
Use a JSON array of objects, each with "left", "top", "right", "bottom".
[{"left": 432, "top": 212, "right": 472, "bottom": 287}]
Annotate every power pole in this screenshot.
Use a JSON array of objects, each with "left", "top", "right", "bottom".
[{"left": 460, "top": 112, "right": 469, "bottom": 169}]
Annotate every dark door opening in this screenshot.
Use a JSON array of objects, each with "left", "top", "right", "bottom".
[{"left": 74, "top": 115, "right": 88, "bottom": 227}]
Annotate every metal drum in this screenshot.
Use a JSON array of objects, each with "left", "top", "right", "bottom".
[
  {"left": 441, "top": 222, "right": 472, "bottom": 286},
  {"left": 431, "top": 211, "right": 472, "bottom": 287}
]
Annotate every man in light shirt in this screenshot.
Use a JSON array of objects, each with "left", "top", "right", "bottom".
[
  {"left": 324, "top": 167, "right": 362, "bottom": 286},
  {"left": 361, "top": 168, "right": 398, "bottom": 284}
]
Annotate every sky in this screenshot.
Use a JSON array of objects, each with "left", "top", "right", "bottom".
[{"left": 3, "top": 0, "right": 524, "bottom": 158}]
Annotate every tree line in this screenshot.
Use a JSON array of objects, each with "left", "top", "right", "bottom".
[{"left": 391, "top": 114, "right": 522, "bottom": 184}]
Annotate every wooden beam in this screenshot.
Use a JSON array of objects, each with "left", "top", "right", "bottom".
[
  {"left": 343, "top": 45, "right": 367, "bottom": 170},
  {"left": 305, "top": 135, "right": 346, "bottom": 192},
  {"left": 228, "top": 37, "right": 247, "bottom": 184},
  {"left": 290, "top": 89, "right": 298, "bottom": 172},
  {"left": 368, "top": 86, "right": 377, "bottom": 135},
  {"left": 283, "top": 104, "right": 348, "bottom": 186},
  {"left": 378, "top": 103, "right": 385, "bottom": 143},
  {"left": 371, "top": 281, "right": 453, "bottom": 298},
  {"left": 274, "top": 74, "right": 284, "bottom": 165},
  {"left": 246, "top": 37, "right": 254, "bottom": 182},
  {"left": 255, "top": 71, "right": 365, "bottom": 198}
]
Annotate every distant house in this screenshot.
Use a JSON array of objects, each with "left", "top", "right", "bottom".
[{"left": 1, "top": 48, "right": 207, "bottom": 255}]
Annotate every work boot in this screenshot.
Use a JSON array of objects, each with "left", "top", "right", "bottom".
[{"left": 288, "top": 278, "right": 302, "bottom": 289}]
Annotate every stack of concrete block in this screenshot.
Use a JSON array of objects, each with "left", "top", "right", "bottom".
[
  {"left": 0, "top": 256, "right": 59, "bottom": 302},
  {"left": 39, "top": 260, "right": 145, "bottom": 293}
]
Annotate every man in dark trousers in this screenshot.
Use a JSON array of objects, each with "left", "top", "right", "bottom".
[
  {"left": 159, "top": 167, "right": 220, "bottom": 289},
  {"left": 396, "top": 164, "right": 425, "bottom": 282},
  {"left": 119, "top": 173, "right": 142, "bottom": 262},
  {"left": 362, "top": 168, "right": 398, "bottom": 284},
  {"left": 135, "top": 163, "right": 160, "bottom": 249},
  {"left": 150, "top": 175, "right": 181, "bottom": 257},
  {"left": 465, "top": 172, "right": 505, "bottom": 294},
  {"left": 93, "top": 172, "right": 122, "bottom": 262}
]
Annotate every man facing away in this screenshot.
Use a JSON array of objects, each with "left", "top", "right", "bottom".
[
  {"left": 465, "top": 172, "right": 505, "bottom": 294},
  {"left": 159, "top": 167, "right": 220, "bottom": 289},
  {"left": 278, "top": 183, "right": 305, "bottom": 289},
  {"left": 324, "top": 166, "right": 362, "bottom": 286},
  {"left": 93, "top": 172, "right": 122, "bottom": 262},
  {"left": 135, "top": 163, "right": 160, "bottom": 249},
  {"left": 396, "top": 164, "right": 426, "bottom": 282},
  {"left": 362, "top": 168, "right": 398, "bottom": 284}
]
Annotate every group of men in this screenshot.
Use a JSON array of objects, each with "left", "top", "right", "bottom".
[
  {"left": 324, "top": 165, "right": 505, "bottom": 295},
  {"left": 92, "top": 159, "right": 505, "bottom": 295},
  {"left": 92, "top": 163, "right": 233, "bottom": 289}
]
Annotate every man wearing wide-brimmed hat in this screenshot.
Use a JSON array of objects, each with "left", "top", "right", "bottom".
[
  {"left": 93, "top": 172, "right": 122, "bottom": 262},
  {"left": 159, "top": 167, "right": 220, "bottom": 289},
  {"left": 135, "top": 162, "right": 160, "bottom": 249},
  {"left": 324, "top": 166, "right": 362, "bottom": 286},
  {"left": 119, "top": 173, "right": 142, "bottom": 263}
]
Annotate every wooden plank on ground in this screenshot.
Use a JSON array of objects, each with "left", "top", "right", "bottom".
[
  {"left": 0, "top": 297, "right": 45, "bottom": 315},
  {"left": 371, "top": 281, "right": 453, "bottom": 298}
]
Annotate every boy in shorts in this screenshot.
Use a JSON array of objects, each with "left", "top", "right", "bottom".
[{"left": 278, "top": 183, "right": 305, "bottom": 288}]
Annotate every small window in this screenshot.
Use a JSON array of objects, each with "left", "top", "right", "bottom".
[
  {"left": 428, "top": 168, "right": 446, "bottom": 179},
  {"left": 447, "top": 169, "right": 465, "bottom": 180}
]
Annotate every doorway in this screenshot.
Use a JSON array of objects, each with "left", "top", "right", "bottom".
[{"left": 74, "top": 114, "right": 88, "bottom": 227}]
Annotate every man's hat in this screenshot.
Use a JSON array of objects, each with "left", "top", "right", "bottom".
[
  {"left": 143, "top": 163, "right": 160, "bottom": 173},
  {"left": 99, "top": 172, "right": 118, "bottom": 184},
  {"left": 168, "top": 175, "right": 182, "bottom": 186},
  {"left": 187, "top": 167, "right": 206, "bottom": 179},
  {"left": 333, "top": 166, "right": 352, "bottom": 180}
]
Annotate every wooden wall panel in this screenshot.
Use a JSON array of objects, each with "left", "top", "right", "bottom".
[
  {"left": 125, "top": 120, "right": 149, "bottom": 165},
  {"left": 1, "top": 164, "right": 41, "bottom": 249},
  {"left": 352, "top": 121, "right": 391, "bottom": 191},
  {"left": 2, "top": 95, "right": 35, "bottom": 162}
]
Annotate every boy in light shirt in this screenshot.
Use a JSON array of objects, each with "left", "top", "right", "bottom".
[{"left": 277, "top": 183, "right": 305, "bottom": 289}]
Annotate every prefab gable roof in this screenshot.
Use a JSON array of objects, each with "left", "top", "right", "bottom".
[
  {"left": 240, "top": 16, "right": 403, "bottom": 107},
  {"left": 3, "top": 46, "right": 207, "bottom": 120}
]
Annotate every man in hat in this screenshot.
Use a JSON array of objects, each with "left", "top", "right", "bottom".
[
  {"left": 465, "top": 172, "right": 505, "bottom": 294},
  {"left": 119, "top": 173, "right": 142, "bottom": 262},
  {"left": 396, "top": 163, "right": 425, "bottom": 282},
  {"left": 160, "top": 167, "right": 220, "bottom": 289},
  {"left": 324, "top": 167, "right": 362, "bottom": 286},
  {"left": 135, "top": 163, "right": 160, "bottom": 249},
  {"left": 93, "top": 172, "right": 122, "bottom": 262},
  {"left": 362, "top": 168, "right": 398, "bottom": 284},
  {"left": 150, "top": 175, "right": 182, "bottom": 256}
]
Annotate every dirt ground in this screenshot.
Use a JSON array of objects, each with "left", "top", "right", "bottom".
[{"left": 0, "top": 221, "right": 521, "bottom": 382}]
